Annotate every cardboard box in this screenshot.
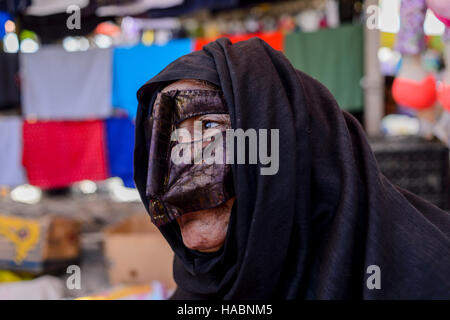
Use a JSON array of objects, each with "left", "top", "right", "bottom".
[
  {"left": 103, "top": 215, "right": 175, "bottom": 289},
  {"left": 0, "top": 214, "right": 80, "bottom": 273}
]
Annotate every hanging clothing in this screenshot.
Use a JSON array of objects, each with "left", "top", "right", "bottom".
[
  {"left": 18, "top": 2, "right": 110, "bottom": 43},
  {"left": 0, "top": 11, "right": 12, "bottom": 39},
  {"left": 105, "top": 117, "right": 135, "bottom": 188},
  {"left": 146, "top": 0, "right": 238, "bottom": 18},
  {"left": 284, "top": 24, "right": 364, "bottom": 112},
  {"left": 134, "top": 38, "right": 450, "bottom": 299},
  {"left": 112, "top": 39, "right": 192, "bottom": 119},
  {"left": 194, "top": 31, "right": 284, "bottom": 52},
  {"left": 395, "top": 0, "right": 450, "bottom": 53},
  {"left": 94, "top": 0, "right": 136, "bottom": 5},
  {"left": 427, "top": 0, "right": 450, "bottom": 29},
  {"left": 0, "top": 117, "right": 26, "bottom": 187},
  {"left": 96, "top": 0, "right": 184, "bottom": 17},
  {"left": 22, "top": 120, "right": 108, "bottom": 188},
  {"left": 0, "top": 0, "right": 30, "bottom": 15},
  {"left": 20, "top": 46, "right": 112, "bottom": 120},
  {"left": 0, "top": 51, "right": 20, "bottom": 111},
  {"left": 396, "top": 0, "right": 428, "bottom": 55},
  {"left": 25, "top": 0, "right": 89, "bottom": 16}
]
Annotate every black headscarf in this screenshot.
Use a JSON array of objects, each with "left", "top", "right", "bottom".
[{"left": 134, "top": 38, "right": 450, "bottom": 299}]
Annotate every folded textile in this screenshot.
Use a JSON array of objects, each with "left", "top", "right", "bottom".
[
  {"left": 0, "top": 117, "right": 26, "bottom": 187},
  {"left": 20, "top": 46, "right": 112, "bottom": 120},
  {"left": 22, "top": 120, "right": 108, "bottom": 188},
  {"left": 112, "top": 39, "right": 192, "bottom": 118},
  {"left": 105, "top": 117, "right": 135, "bottom": 188},
  {"left": 0, "top": 51, "right": 20, "bottom": 110},
  {"left": 0, "top": 276, "right": 64, "bottom": 300},
  {"left": 194, "top": 31, "right": 284, "bottom": 51}
]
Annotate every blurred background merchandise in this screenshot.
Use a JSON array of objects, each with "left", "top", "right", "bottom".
[{"left": 0, "top": 0, "right": 448, "bottom": 299}]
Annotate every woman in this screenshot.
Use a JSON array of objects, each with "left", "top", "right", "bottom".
[{"left": 134, "top": 38, "right": 450, "bottom": 299}]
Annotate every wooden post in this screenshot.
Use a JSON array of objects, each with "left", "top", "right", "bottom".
[{"left": 363, "top": 0, "right": 385, "bottom": 136}]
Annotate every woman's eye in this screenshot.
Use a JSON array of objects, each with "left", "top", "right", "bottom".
[{"left": 204, "top": 121, "right": 219, "bottom": 129}]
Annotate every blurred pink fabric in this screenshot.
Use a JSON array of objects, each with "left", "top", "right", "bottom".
[{"left": 426, "top": 0, "right": 450, "bottom": 26}]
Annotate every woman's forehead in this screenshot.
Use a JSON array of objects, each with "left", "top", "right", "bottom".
[{"left": 161, "top": 79, "right": 219, "bottom": 93}]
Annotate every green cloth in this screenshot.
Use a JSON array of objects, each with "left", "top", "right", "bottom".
[{"left": 284, "top": 24, "right": 364, "bottom": 112}]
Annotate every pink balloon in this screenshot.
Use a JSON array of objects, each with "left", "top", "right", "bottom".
[{"left": 426, "top": 0, "right": 450, "bottom": 26}]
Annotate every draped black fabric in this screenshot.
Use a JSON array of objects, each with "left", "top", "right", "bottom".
[{"left": 134, "top": 38, "right": 450, "bottom": 299}]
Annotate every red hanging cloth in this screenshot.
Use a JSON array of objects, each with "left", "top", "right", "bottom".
[
  {"left": 22, "top": 120, "right": 108, "bottom": 189},
  {"left": 194, "top": 31, "right": 284, "bottom": 52}
]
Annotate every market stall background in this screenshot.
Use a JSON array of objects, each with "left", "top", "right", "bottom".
[{"left": 0, "top": 0, "right": 448, "bottom": 299}]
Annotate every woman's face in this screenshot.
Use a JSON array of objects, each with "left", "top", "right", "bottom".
[{"left": 160, "top": 79, "right": 235, "bottom": 253}]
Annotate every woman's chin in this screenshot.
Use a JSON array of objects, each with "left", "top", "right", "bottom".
[
  {"left": 186, "top": 242, "right": 224, "bottom": 253},
  {"left": 179, "top": 221, "right": 226, "bottom": 252},
  {"left": 176, "top": 198, "right": 234, "bottom": 252},
  {"left": 182, "top": 237, "right": 224, "bottom": 253}
]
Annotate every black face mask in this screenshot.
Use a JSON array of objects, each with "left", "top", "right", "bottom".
[{"left": 146, "top": 89, "right": 235, "bottom": 227}]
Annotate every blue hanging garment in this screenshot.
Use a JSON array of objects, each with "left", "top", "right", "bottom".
[
  {"left": 105, "top": 117, "right": 136, "bottom": 188},
  {"left": 112, "top": 38, "right": 192, "bottom": 118}
]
